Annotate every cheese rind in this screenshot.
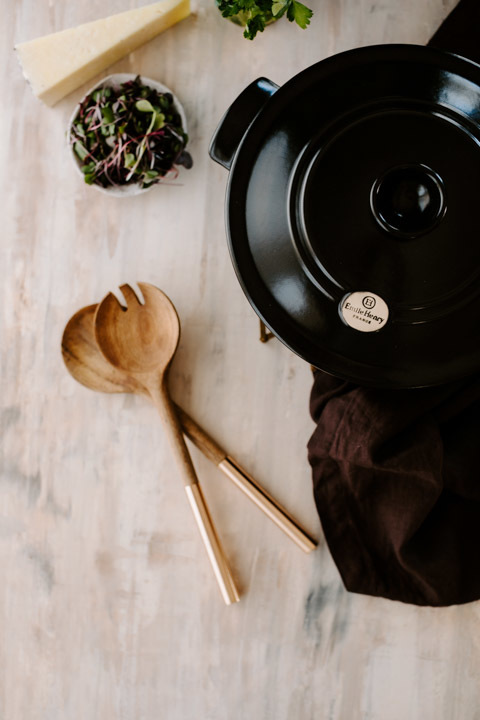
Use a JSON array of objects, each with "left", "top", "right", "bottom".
[{"left": 15, "top": 0, "right": 190, "bottom": 106}]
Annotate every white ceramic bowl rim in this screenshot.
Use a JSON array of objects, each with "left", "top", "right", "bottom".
[{"left": 67, "top": 73, "right": 188, "bottom": 197}]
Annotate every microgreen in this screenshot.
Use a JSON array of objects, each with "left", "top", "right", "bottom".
[
  {"left": 216, "top": 0, "right": 312, "bottom": 40},
  {"left": 135, "top": 99, "right": 154, "bottom": 113},
  {"left": 69, "top": 76, "right": 192, "bottom": 190}
]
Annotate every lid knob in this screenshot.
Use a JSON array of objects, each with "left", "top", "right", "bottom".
[{"left": 370, "top": 164, "right": 446, "bottom": 238}]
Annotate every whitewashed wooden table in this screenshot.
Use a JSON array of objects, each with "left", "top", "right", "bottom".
[{"left": 2, "top": 1, "right": 480, "bottom": 719}]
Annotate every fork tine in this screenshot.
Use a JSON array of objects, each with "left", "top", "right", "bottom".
[
  {"left": 131, "top": 282, "right": 145, "bottom": 305},
  {"left": 111, "top": 288, "right": 127, "bottom": 309},
  {"left": 102, "top": 290, "right": 126, "bottom": 310},
  {"left": 119, "top": 283, "right": 143, "bottom": 307}
]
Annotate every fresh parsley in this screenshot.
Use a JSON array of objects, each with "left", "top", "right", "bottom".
[{"left": 217, "top": 0, "right": 313, "bottom": 40}]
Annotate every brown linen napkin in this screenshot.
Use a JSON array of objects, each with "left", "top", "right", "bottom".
[{"left": 308, "top": 370, "right": 480, "bottom": 605}]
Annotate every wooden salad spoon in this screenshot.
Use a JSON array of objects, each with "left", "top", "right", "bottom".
[
  {"left": 93, "top": 282, "right": 239, "bottom": 605},
  {"left": 61, "top": 302, "right": 317, "bottom": 553}
]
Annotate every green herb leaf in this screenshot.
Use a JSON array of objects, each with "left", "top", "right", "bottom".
[
  {"left": 136, "top": 99, "right": 154, "bottom": 113},
  {"left": 272, "top": 1, "right": 286, "bottom": 16},
  {"left": 74, "top": 141, "right": 89, "bottom": 161},
  {"left": 124, "top": 153, "right": 136, "bottom": 169},
  {"left": 153, "top": 112, "right": 165, "bottom": 130},
  {"left": 243, "top": 14, "right": 266, "bottom": 40},
  {"left": 287, "top": 0, "right": 312, "bottom": 28},
  {"left": 101, "top": 106, "right": 114, "bottom": 123}
]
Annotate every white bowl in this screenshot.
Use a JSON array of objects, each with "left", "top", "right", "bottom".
[{"left": 67, "top": 73, "right": 188, "bottom": 197}]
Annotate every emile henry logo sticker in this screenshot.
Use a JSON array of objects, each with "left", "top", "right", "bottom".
[{"left": 340, "top": 291, "right": 389, "bottom": 332}]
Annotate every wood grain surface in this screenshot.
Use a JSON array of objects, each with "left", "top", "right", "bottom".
[{"left": 2, "top": 1, "right": 479, "bottom": 719}]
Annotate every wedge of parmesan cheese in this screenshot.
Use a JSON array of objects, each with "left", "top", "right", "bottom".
[{"left": 15, "top": 0, "right": 190, "bottom": 107}]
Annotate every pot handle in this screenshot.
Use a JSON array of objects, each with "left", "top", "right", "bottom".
[
  {"left": 428, "top": 0, "right": 480, "bottom": 65},
  {"left": 209, "top": 77, "right": 279, "bottom": 170}
]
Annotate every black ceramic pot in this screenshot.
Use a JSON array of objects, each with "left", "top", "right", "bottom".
[{"left": 209, "top": 6, "right": 480, "bottom": 388}]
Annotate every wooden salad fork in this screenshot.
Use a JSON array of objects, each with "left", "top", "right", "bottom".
[{"left": 93, "top": 282, "right": 239, "bottom": 605}]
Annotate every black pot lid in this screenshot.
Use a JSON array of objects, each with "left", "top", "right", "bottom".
[{"left": 225, "top": 45, "right": 480, "bottom": 388}]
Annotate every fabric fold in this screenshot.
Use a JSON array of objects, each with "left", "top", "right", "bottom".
[{"left": 308, "top": 371, "right": 480, "bottom": 605}]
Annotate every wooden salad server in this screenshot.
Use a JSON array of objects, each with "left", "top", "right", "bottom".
[
  {"left": 62, "top": 303, "right": 317, "bottom": 554},
  {"left": 93, "top": 283, "right": 239, "bottom": 605}
]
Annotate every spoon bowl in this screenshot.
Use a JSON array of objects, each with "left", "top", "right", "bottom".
[
  {"left": 62, "top": 304, "right": 145, "bottom": 395},
  {"left": 94, "top": 284, "right": 180, "bottom": 376}
]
